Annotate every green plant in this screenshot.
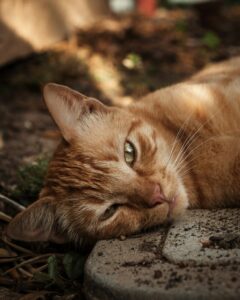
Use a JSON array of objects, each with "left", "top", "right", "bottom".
[
  {"left": 202, "top": 31, "right": 221, "bottom": 50},
  {"left": 122, "top": 53, "right": 143, "bottom": 70},
  {"left": 63, "top": 252, "right": 86, "bottom": 280},
  {"left": 12, "top": 156, "right": 50, "bottom": 205}
]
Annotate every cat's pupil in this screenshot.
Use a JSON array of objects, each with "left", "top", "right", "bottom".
[{"left": 124, "top": 141, "right": 136, "bottom": 166}]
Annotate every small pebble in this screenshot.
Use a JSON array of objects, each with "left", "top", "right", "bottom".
[
  {"left": 119, "top": 235, "right": 126, "bottom": 241},
  {"left": 200, "top": 238, "right": 211, "bottom": 247}
]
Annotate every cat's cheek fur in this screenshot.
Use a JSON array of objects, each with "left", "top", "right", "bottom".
[{"left": 96, "top": 204, "right": 170, "bottom": 238}]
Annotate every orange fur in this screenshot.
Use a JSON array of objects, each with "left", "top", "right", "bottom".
[{"left": 7, "top": 57, "right": 240, "bottom": 244}]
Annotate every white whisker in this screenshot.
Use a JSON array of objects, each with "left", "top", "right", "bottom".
[
  {"left": 171, "top": 99, "right": 228, "bottom": 174},
  {"left": 165, "top": 112, "right": 194, "bottom": 169},
  {"left": 175, "top": 136, "right": 217, "bottom": 175}
]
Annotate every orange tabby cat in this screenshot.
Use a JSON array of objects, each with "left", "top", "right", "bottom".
[{"left": 7, "top": 57, "right": 240, "bottom": 244}]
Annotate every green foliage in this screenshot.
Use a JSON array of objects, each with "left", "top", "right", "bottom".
[
  {"left": 33, "top": 252, "right": 86, "bottom": 289},
  {"left": 33, "top": 255, "right": 64, "bottom": 288},
  {"left": 63, "top": 252, "right": 86, "bottom": 280},
  {"left": 12, "top": 156, "right": 49, "bottom": 205},
  {"left": 202, "top": 31, "right": 221, "bottom": 50},
  {"left": 48, "top": 255, "right": 59, "bottom": 281},
  {"left": 122, "top": 53, "right": 142, "bottom": 70}
]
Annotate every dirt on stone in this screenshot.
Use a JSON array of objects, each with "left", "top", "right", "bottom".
[
  {"left": 122, "top": 258, "right": 154, "bottom": 268},
  {"left": 201, "top": 233, "right": 240, "bottom": 250},
  {"left": 153, "top": 270, "right": 163, "bottom": 279}
]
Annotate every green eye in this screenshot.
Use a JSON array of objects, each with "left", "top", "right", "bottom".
[
  {"left": 124, "top": 141, "right": 136, "bottom": 166},
  {"left": 100, "top": 204, "right": 120, "bottom": 221}
]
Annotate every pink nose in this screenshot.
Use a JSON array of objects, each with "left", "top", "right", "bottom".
[{"left": 149, "top": 184, "right": 166, "bottom": 207}]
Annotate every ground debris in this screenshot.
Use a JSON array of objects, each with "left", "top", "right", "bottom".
[{"left": 201, "top": 233, "right": 240, "bottom": 249}]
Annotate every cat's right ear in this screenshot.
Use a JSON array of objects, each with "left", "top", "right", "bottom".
[{"left": 43, "top": 83, "right": 108, "bottom": 143}]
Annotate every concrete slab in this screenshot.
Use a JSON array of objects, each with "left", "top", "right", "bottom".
[
  {"left": 84, "top": 209, "right": 240, "bottom": 300},
  {"left": 163, "top": 209, "right": 240, "bottom": 265}
]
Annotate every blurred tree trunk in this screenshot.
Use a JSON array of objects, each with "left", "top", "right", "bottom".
[{"left": 0, "top": 0, "right": 111, "bottom": 66}]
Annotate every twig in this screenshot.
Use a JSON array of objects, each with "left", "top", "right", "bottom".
[
  {"left": 0, "top": 193, "right": 25, "bottom": 211},
  {"left": 0, "top": 276, "right": 44, "bottom": 289},
  {"left": 0, "top": 276, "right": 15, "bottom": 286},
  {"left": 0, "top": 257, "right": 19, "bottom": 264},
  {"left": 18, "top": 267, "right": 33, "bottom": 278},
  {"left": 34, "top": 263, "right": 48, "bottom": 273},
  {"left": 2, "top": 235, "right": 34, "bottom": 254},
  {"left": 3, "top": 254, "right": 52, "bottom": 275},
  {"left": 0, "top": 211, "right": 12, "bottom": 222}
]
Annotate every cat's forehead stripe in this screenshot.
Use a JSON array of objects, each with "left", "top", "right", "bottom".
[{"left": 127, "top": 119, "right": 142, "bottom": 137}]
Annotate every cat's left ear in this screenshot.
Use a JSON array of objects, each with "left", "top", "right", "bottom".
[
  {"left": 6, "top": 198, "right": 66, "bottom": 243},
  {"left": 43, "top": 83, "right": 108, "bottom": 142}
]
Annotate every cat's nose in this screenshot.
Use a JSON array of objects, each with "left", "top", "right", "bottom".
[{"left": 149, "top": 184, "right": 166, "bottom": 207}]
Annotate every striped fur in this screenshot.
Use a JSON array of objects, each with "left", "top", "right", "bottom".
[{"left": 7, "top": 57, "right": 240, "bottom": 244}]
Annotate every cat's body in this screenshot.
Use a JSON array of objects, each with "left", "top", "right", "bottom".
[{"left": 7, "top": 57, "right": 240, "bottom": 244}]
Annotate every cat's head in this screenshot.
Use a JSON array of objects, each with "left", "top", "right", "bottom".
[{"left": 7, "top": 83, "right": 188, "bottom": 244}]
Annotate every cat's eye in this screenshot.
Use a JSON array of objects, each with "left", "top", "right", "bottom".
[
  {"left": 100, "top": 204, "right": 120, "bottom": 221},
  {"left": 124, "top": 141, "right": 136, "bottom": 166}
]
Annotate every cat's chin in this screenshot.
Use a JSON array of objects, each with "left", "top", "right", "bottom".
[
  {"left": 127, "top": 192, "right": 189, "bottom": 237},
  {"left": 168, "top": 193, "right": 189, "bottom": 222},
  {"left": 136, "top": 196, "right": 188, "bottom": 236}
]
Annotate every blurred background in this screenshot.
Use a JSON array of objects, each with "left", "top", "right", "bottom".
[{"left": 1, "top": 0, "right": 240, "bottom": 298}]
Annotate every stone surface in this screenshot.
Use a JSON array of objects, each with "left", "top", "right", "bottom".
[
  {"left": 163, "top": 209, "right": 240, "bottom": 265},
  {"left": 84, "top": 209, "right": 240, "bottom": 300}
]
